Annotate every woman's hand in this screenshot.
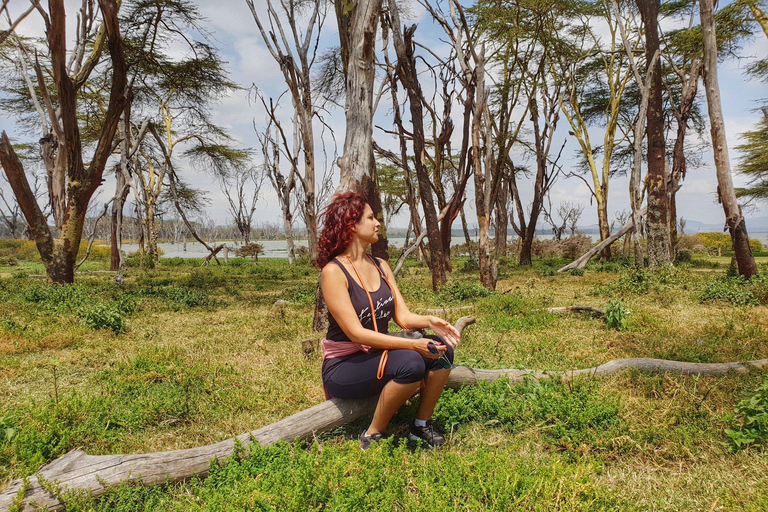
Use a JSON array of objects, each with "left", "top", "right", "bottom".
[
  {"left": 412, "top": 338, "right": 446, "bottom": 359},
  {"left": 427, "top": 316, "right": 461, "bottom": 347}
]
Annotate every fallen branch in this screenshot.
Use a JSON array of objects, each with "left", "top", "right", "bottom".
[
  {"left": 557, "top": 208, "right": 646, "bottom": 272},
  {"left": 546, "top": 306, "right": 605, "bottom": 316},
  {"left": 421, "top": 305, "right": 476, "bottom": 315},
  {"left": 393, "top": 203, "right": 450, "bottom": 277},
  {"left": 3, "top": 322, "right": 765, "bottom": 511}
]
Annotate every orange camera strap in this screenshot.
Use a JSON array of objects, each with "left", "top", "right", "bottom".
[{"left": 345, "top": 253, "right": 406, "bottom": 380}]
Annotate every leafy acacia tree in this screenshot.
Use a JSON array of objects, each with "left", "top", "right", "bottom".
[
  {"left": 554, "top": 0, "right": 639, "bottom": 260},
  {"left": 124, "top": 0, "right": 246, "bottom": 263},
  {"left": 0, "top": 0, "right": 127, "bottom": 283},
  {"left": 736, "top": 108, "right": 768, "bottom": 203}
]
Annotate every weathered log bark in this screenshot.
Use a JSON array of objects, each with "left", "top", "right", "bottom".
[
  {"left": 422, "top": 305, "right": 476, "bottom": 315},
  {"left": 700, "top": 0, "right": 758, "bottom": 279},
  {"left": 558, "top": 208, "right": 645, "bottom": 272},
  {"left": 4, "top": 348, "right": 767, "bottom": 511}
]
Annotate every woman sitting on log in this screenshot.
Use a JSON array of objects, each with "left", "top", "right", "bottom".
[{"left": 315, "top": 192, "right": 461, "bottom": 450}]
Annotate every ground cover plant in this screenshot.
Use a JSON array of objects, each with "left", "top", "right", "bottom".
[{"left": 0, "top": 249, "right": 767, "bottom": 510}]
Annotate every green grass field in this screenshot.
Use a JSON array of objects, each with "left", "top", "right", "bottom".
[{"left": 1, "top": 250, "right": 767, "bottom": 511}]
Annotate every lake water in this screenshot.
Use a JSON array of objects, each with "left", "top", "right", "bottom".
[{"left": 122, "top": 232, "right": 768, "bottom": 259}]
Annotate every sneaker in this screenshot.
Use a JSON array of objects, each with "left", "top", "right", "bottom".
[
  {"left": 408, "top": 420, "right": 446, "bottom": 448},
  {"left": 358, "top": 430, "right": 384, "bottom": 451}
]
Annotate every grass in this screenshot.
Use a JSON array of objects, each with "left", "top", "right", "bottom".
[{"left": 0, "top": 252, "right": 767, "bottom": 510}]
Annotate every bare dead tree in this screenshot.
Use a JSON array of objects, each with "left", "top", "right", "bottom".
[
  {"left": 256, "top": 94, "right": 298, "bottom": 264},
  {"left": 544, "top": 200, "right": 583, "bottom": 241},
  {"left": 246, "top": 0, "right": 325, "bottom": 260},
  {"left": 220, "top": 165, "right": 264, "bottom": 245},
  {"left": 0, "top": 172, "right": 23, "bottom": 238},
  {"left": 422, "top": 0, "right": 500, "bottom": 288},
  {"left": 386, "top": 3, "right": 447, "bottom": 290}
]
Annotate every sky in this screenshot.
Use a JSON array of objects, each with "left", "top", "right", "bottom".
[{"left": 1, "top": 0, "right": 767, "bottom": 233}]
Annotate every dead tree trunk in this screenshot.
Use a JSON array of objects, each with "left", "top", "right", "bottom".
[
  {"left": 246, "top": 0, "right": 322, "bottom": 260},
  {"left": 390, "top": 19, "right": 447, "bottom": 290},
  {"left": 700, "top": 0, "right": 758, "bottom": 278},
  {"left": 558, "top": 209, "right": 645, "bottom": 272},
  {"left": 668, "top": 60, "right": 701, "bottom": 257}
]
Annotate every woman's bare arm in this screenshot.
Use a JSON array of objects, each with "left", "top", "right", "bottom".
[{"left": 377, "top": 259, "right": 461, "bottom": 346}]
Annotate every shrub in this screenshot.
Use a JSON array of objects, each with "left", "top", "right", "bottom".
[
  {"left": 749, "top": 238, "right": 764, "bottom": 252},
  {"left": 436, "top": 280, "right": 493, "bottom": 304},
  {"left": 79, "top": 304, "right": 126, "bottom": 334},
  {"left": 676, "top": 234, "right": 708, "bottom": 254},
  {"left": 0, "top": 240, "right": 43, "bottom": 261},
  {"left": 700, "top": 276, "right": 756, "bottom": 306},
  {"left": 125, "top": 252, "right": 155, "bottom": 269},
  {"left": 237, "top": 243, "right": 264, "bottom": 262},
  {"left": 604, "top": 300, "right": 628, "bottom": 331},
  {"left": 452, "top": 240, "right": 478, "bottom": 257},
  {"left": 461, "top": 257, "right": 479, "bottom": 273},
  {"left": 532, "top": 235, "right": 593, "bottom": 260},
  {"left": 674, "top": 249, "right": 693, "bottom": 264},
  {"left": 725, "top": 373, "right": 768, "bottom": 451},
  {"left": 0, "top": 255, "right": 18, "bottom": 266},
  {"left": 698, "top": 232, "right": 732, "bottom": 252},
  {"left": 570, "top": 267, "right": 585, "bottom": 277},
  {"left": 294, "top": 245, "right": 311, "bottom": 264},
  {"left": 184, "top": 268, "right": 225, "bottom": 289}
]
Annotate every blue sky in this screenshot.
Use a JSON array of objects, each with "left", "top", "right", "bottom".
[{"left": 1, "top": 0, "right": 767, "bottom": 232}]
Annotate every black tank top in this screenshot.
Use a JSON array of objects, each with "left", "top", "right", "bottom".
[{"left": 325, "top": 257, "right": 395, "bottom": 342}]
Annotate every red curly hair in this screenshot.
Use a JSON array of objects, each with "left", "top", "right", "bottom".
[{"left": 314, "top": 192, "right": 368, "bottom": 268}]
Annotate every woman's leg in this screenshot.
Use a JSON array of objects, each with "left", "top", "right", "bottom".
[
  {"left": 325, "top": 350, "right": 427, "bottom": 435},
  {"left": 367, "top": 379, "right": 421, "bottom": 435},
  {"left": 416, "top": 368, "right": 451, "bottom": 421},
  {"left": 416, "top": 335, "right": 455, "bottom": 421}
]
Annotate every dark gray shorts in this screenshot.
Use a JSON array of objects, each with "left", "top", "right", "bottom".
[{"left": 322, "top": 335, "right": 454, "bottom": 400}]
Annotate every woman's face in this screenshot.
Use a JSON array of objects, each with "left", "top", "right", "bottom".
[{"left": 354, "top": 204, "right": 380, "bottom": 243}]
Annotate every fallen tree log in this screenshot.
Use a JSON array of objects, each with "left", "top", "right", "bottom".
[
  {"left": 2, "top": 324, "right": 766, "bottom": 511},
  {"left": 546, "top": 305, "right": 605, "bottom": 316},
  {"left": 421, "top": 305, "right": 476, "bottom": 315},
  {"left": 557, "top": 208, "right": 646, "bottom": 272}
]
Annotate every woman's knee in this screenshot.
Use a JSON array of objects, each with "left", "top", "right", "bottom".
[{"left": 389, "top": 350, "right": 426, "bottom": 383}]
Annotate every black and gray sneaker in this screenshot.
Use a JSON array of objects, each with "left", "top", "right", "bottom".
[
  {"left": 408, "top": 420, "right": 446, "bottom": 448},
  {"left": 359, "top": 430, "right": 384, "bottom": 451}
]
